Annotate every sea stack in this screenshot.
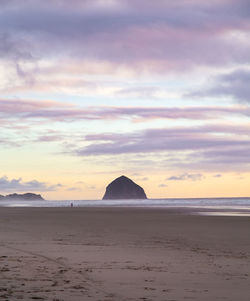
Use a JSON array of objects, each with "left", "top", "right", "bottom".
[
  {"left": 2, "top": 193, "right": 44, "bottom": 201},
  {"left": 102, "top": 175, "right": 147, "bottom": 200}
]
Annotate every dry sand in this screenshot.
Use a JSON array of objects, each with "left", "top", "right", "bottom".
[{"left": 0, "top": 207, "right": 249, "bottom": 301}]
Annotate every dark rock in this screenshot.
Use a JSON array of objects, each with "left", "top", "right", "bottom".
[
  {"left": 2, "top": 193, "right": 44, "bottom": 201},
  {"left": 103, "top": 175, "right": 147, "bottom": 200}
]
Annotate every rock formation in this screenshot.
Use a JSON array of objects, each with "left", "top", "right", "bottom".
[
  {"left": 0, "top": 193, "right": 44, "bottom": 201},
  {"left": 102, "top": 175, "right": 147, "bottom": 200}
]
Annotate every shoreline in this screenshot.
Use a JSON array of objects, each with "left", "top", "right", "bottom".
[
  {"left": 1, "top": 204, "right": 250, "bottom": 216},
  {"left": 0, "top": 207, "right": 249, "bottom": 300}
]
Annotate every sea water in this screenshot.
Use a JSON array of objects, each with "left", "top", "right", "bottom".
[{"left": 1, "top": 197, "right": 250, "bottom": 212}]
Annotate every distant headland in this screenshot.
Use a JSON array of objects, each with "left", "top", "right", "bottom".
[
  {"left": 103, "top": 175, "right": 147, "bottom": 200},
  {"left": 0, "top": 193, "right": 44, "bottom": 201}
]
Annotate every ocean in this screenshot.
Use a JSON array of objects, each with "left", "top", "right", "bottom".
[{"left": 1, "top": 197, "right": 250, "bottom": 214}]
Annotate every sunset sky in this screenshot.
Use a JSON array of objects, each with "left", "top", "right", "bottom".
[{"left": 0, "top": 0, "right": 250, "bottom": 199}]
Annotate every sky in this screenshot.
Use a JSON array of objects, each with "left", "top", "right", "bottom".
[{"left": 0, "top": 0, "right": 250, "bottom": 200}]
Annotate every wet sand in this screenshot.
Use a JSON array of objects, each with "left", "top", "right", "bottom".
[{"left": 0, "top": 207, "right": 249, "bottom": 300}]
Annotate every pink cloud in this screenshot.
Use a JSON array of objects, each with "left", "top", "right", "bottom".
[
  {"left": 72, "top": 124, "right": 250, "bottom": 171},
  {"left": 79, "top": 124, "right": 250, "bottom": 157},
  {"left": 0, "top": 99, "right": 249, "bottom": 122},
  {"left": 1, "top": 0, "right": 250, "bottom": 74}
]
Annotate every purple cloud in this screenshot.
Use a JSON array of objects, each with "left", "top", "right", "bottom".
[
  {"left": 0, "top": 0, "right": 250, "bottom": 74},
  {"left": 73, "top": 124, "right": 250, "bottom": 171},
  {"left": 81, "top": 124, "right": 250, "bottom": 155},
  {"left": 167, "top": 173, "right": 204, "bottom": 181},
  {"left": 0, "top": 33, "right": 32, "bottom": 61},
  {"left": 0, "top": 0, "right": 249, "bottom": 179},
  {"left": 37, "top": 135, "right": 63, "bottom": 142},
  {"left": 0, "top": 176, "right": 62, "bottom": 192},
  {"left": 199, "top": 147, "right": 250, "bottom": 165},
  {"left": 1, "top": 99, "right": 249, "bottom": 123},
  {"left": 191, "top": 69, "right": 250, "bottom": 103}
]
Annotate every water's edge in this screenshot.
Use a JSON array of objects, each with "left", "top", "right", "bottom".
[{"left": 0, "top": 197, "right": 250, "bottom": 208}]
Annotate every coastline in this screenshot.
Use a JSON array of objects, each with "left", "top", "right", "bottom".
[
  {"left": 1, "top": 197, "right": 250, "bottom": 213},
  {"left": 0, "top": 207, "right": 250, "bottom": 300}
]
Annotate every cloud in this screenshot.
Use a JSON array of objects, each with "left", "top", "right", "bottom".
[
  {"left": 72, "top": 123, "right": 250, "bottom": 171},
  {"left": 213, "top": 174, "right": 222, "bottom": 178},
  {"left": 190, "top": 69, "right": 250, "bottom": 103},
  {"left": 0, "top": 33, "right": 31, "bottom": 61},
  {"left": 1, "top": 0, "right": 250, "bottom": 180},
  {"left": 199, "top": 147, "right": 250, "bottom": 165},
  {"left": 0, "top": 0, "right": 250, "bottom": 100},
  {"left": 0, "top": 33, "right": 37, "bottom": 88},
  {"left": 0, "top": 0, "right": 250, "bottom": 74},
  {"left": 80, "top": 124, "right": 250, "bottom": 155},
  {"left": 0, "top": 176, "right": 62, "bottom": 192},
  {"left": 1, "top": 99, "right": 249, "bottom": 123},
  {"left": 36, "top": 135, "right": 63, "bottom": 142},
  {"left": 1, "top": 98, "right": 249, "bottom": 172},
  {"left": 0, "top": 137, "right": 20, "bottom": 147},
  {"left": 159, "top": 184, "right": 168, "bottom": 188},
  {"left": 167, "top": 173, "right": 204, "bottom": 181}
]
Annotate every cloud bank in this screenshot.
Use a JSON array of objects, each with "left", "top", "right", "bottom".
[
  {"left": 0, "top": 99, "right": 249, "bottom": 122},
  {"left": 1, "top": 0, "right": 250, "bottom": 75},
  {"left": 0, "top": 176, "right": 62, "bottom": 192},
  {"left": 73, "top": 124, "right": 250, "bottom": 171}
]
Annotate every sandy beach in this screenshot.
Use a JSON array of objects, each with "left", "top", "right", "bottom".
[{"left": 0, "top": 207, "right": 249, "bottom": 301}]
